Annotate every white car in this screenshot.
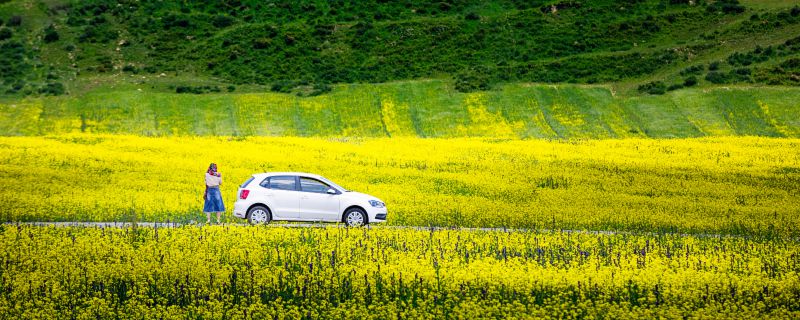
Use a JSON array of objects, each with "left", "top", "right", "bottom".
[{"left": 233, "top": 172, "right": 387, "bottom": 227}]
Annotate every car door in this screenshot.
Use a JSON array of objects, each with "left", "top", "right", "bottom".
[
  {"left": 262, "top": 175, "right": 300, "bottom": 219},
  {"left": 299, "top": 177, "right": 340, "bottom": 221}
]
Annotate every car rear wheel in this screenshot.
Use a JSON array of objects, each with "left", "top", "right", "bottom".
[
  {"left": 247, "top": 205, "right": 271, "bottom": 225},
  {"left": 344, "top": 208, "right": 367, "bottom": 227}
]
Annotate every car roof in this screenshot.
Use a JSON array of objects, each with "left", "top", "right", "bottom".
[{"left": 252, "top": 172, "right": 325, "bottom": 179}]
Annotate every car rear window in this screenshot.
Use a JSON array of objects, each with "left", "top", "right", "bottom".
[
  {"left": 260, "top": 176, "right": 297, "bottom": 191},
  {"left": 240, "top": 176, "right": 255, "bottom": 188}
]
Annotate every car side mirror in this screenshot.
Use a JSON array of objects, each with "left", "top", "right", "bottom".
[{"left": 326, "top": 188, "right": 337, "bottom": 195}]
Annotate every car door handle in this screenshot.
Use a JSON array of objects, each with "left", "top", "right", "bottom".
[
  {"left": 300, "top": 196, "right": 309, "bottom": 200},
  {"left": 265, "top": 193, "right": 274, "bottom": 197}
]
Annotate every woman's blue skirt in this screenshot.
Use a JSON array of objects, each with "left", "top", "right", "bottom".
[{"left": 204, "top": 187, "right": 225, "bottom": 212}]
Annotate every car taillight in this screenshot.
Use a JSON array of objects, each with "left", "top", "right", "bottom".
[{"left": 239, "top": 190, "right": 250, "bottom": 199}]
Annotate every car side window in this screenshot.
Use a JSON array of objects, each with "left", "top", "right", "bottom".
[
  {"left": 265, "top": 176, "right": 297, "bottom": 191},
  {"left": 300, "top": 177, "right": 331, "bottom": 194}
]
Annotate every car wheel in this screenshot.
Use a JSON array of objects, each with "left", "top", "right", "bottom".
[
  {"left": 344, "top": 207, "right": 367, "bottom": 227},
  {"left": 247, "top": 205, "right": 271, "bottom": 225}
]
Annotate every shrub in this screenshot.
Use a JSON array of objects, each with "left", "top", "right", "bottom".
[
  {"left": 705, "top": 71, "right": 729, "bottom": 84},
  {"left": 227, "top": 85, "right": 236, "bottom": 92},
  {"left": 465, "top": 12, "right": 480, "bottom": 20},
  {"left": 270, "top": 80, "right": 296, "bottom": 93},
  {"left": 122, "top": 64, "right": 138, "bottom": 73},
  {"left": 680, "top": 65, "right": 704, "bottom": 76},
  {"left": 7, "top": 16, "right": 22, "bottom": 27},
  {"left": 176, "top": 85, "right": 221, "bottom": 94},
  {"left": 212, "top": 15, "right": 235, "bottom": 28},
  {"left": 0, "top": 28, "right": 11, "bottom": 41},
  {"left": 43, "top": 25, "right": 59, "bottom": 43},
  {"left": 454, "top": 66, "right": 492, "bottom": 92},
  {"left": 667, "top": 83, "right": 684, "bottom": 91},
  {"left": 637, "top": 81, "right": 667, "bottom": 95},
  {"left": 39, "top": 82, "right": 65, "bottom": 96},
  {"left": 707, "top": 0, "right": 745, "bottom": 14},
  {"left": 308, "top": 83, "right": 331, "bottom": 96},
  {"left": 708, "top": 61, "right": 721, "bottom": 71},
  {"left": 683, "top": 76, "right": 698, "bottom": 87}
]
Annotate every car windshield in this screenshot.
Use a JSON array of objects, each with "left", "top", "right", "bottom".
[{"left": 318, "top": 176, "right": 349, "bottom": 192}]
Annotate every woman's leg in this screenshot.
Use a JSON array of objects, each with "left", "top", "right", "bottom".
[
  {"left": 216, "top": 212, "right": 221, "bottom": 224},
  {"left": 206, "top": 212, "right": 211, "bottom": 224}
]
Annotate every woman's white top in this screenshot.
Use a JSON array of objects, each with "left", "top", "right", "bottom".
[{"left": 205, "top": 173, "right": 222, "bottom": 187}]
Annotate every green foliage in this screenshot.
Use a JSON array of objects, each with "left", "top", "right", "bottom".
[
  {"left": 683, "top": 76, "right": 698, "bottom": 87},
  {"left": 638, "top": 81, "right": 667, "bottom": 95},
  {"left": 454, "top": 67, "right": 492, "bottom": 92},
  {"left": 6, "top": 15, "right": 21, "bottom": 27},
  {"left": 43, "top": 24, "right": 59, "bottom": 43},
  {"left": 706, "top": 0, "right": 745, "bottom": 14},
  {"left": 754, "top": 58, "right": 800, "bottom": 85},
  {"left": 0, "top": 27, "right": 10, "bottom": 40},
  {"left": 175, "top": 85, "right": 221, "bottom": 94},
  {"left": 680, "top": 65, "right": 705, "bottom": 76},
  {"left": 705, "top": 71, "right": 729, "bottom": 84},
  {"left": 38, "top": 82, "right": 64, "bottom": 96},
  {"left": 1, "top": 0, "right": 799, "bottom": 98}
]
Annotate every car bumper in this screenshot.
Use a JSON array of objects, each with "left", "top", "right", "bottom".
[
  {"left": 367, "top": 207, "right": 387, "bottom": 223},
  {"left": 233, "top": 201, "right": 248, "bottom": 219}
]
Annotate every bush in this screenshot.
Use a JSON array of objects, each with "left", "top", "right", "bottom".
[
  {"left": 0, "top": 28, "right": 11, "bottom": 41},
  {"left": 705, "top": 71, "right": 729, "bottom": 84},
  {"left": 667, "top": 83, "right": 684, "bottom": 91},
  {"left": 464, "top": 12, "right": 480, "bottom": 20},
  {"left": 176, "top": 85, "right": 221, "bottom": 94},
  {"left": 454, "top": 66, "right": 492, "bottom": 92},
  {"left": 7, "top": 16, "right": 22, "bottom": 27},
  {"left": 307, "top": 83, "right": 331, "bottom": 96},
  {"left": 270, "top": 80, "right": 297, "bottom": 93},
  {"left": 212, "top": 15, "right": 235, "bottom": 28},
  {"left": 637, "top": 81, "right": 667, "bottom": 95},
  {"left": 707, "top": 0, "right": 745, "bottom": 14},
  {"left": 122, "top": 64, "right": 138, "bottom": 73},
  {"left": 43, "top": 25, "right": 59, "bottom": 43},
  {"left": 680, "top": 65, "right": 704, "bottom": 76},
  {"left": 683, "top": 76, "right": 698, "bottom": 87},
  {"left": 708, "top": 61, "right": 721, "bottom": 71},
  {"left": 79, "top": 25, "right": 116, "bottom": 43},
  {"left": 39, "top": 82, "right": 65, "bottom": 96},
  {"left": 227, "top": 85, "right": 236, "bottom": 92}
]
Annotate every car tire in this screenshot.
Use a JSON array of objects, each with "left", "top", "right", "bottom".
[
  {"left": 247, "top": 205, "right": 271, "bottom": 225},
  {"left": 343, "top": 207, "right": 367, "bottom": 227}
]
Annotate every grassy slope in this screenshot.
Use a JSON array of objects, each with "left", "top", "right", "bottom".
[
  {"left": 1, "top": 80, "right": 799, "bottom": 138},
  {"left": 1, "top": 0, "right": 799, "bottom": 97}
]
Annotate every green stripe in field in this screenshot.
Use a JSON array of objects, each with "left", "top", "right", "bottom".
[{"left": 1, "top": 81, "right": 799, "bottom": 138}]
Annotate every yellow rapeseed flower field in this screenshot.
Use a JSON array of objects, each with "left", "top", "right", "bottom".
[
  {"left": 0, "top": 135, "right": 797, "bottom": 236},
  {"left": 0, "top": 225, "right": 797, "bottom": 319}
]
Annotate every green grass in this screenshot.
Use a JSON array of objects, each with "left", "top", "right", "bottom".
[
  {"left": 1, "top": 0, "right": 799, "bottom": 97},
  {"left": 2, "top": 80, "right": 799, "bottom": 138}
]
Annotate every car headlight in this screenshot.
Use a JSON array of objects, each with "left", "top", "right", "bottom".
[{"left": 369, "top": 200, "right": 385, "bottom": 208}]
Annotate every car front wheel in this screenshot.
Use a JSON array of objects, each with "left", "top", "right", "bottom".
[
  {"left": 247, "top": 205, "right": 271, "bottom": 225},
  {"left": 344, "top": 208, "right": 367, "bottom": 227}
]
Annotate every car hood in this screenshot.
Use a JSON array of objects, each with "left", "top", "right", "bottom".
[{"left": 343, "top": 191, "right": 381, "bottom": 202}]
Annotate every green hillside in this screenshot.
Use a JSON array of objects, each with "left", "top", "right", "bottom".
[
  {"left": 2, "top": 80, "right": 798, "bottom": 138},
  {"left": 1, "top": 0, "right": 799, "bottom": 99}
]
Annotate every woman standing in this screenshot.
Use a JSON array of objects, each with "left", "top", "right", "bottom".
[{"left": 203, "top": 163, "right": 225, "bottom": 224}]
